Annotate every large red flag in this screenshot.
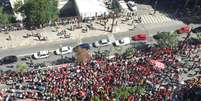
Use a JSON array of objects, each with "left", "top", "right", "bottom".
[{"left": 149, "top": 59, "right": 165, "bottom": 69}]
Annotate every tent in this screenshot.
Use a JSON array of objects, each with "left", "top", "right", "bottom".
[{"left": 74, "top": 0, "right": 109, "bottom": 19}]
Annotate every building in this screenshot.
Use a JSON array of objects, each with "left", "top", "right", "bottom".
[
  {"left": 0, "top": 0, "right": 110, "bottom": 21},
  {"left": 74, "top": 0, "right": 109, "bottom": 19}
]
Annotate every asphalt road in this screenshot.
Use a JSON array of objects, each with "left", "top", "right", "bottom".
[
  {"left": 0, "top": 23, "right": 184, "bottom": 57},
  {"left": 0, "top": 23, "right": 186, "bottom": 71}
]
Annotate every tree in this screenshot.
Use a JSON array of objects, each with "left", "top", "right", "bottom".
[
  {"left": 16, "top": 64, "right": 28, "bottom": 73},
  {"left": 113, "top": 86, "right": 138, "bottom": 100},
  {"left": 195, "top": 33, "right": 201, "bottom": 40},
  {"left": 153, "top": 32, "right": 179, "bottom": 49},
  {"left": 90, "top": 96, "right": 101, "bottom": 101},
  {"left": 122, "top": 48, "right": 135, "bottom": 59},
  {"left": 0, "top": 7, "right": 11, "bottom": 25},
  {"left": 74, "top": 47, "right": 91, "bottom": 64},
  {"left": 23, "top": 0, "right": 58, "bottom": 27},
  {"left": 13, "top": 0, "right": 23, "bottom": 13},
  {"left": 113, "top": 86, "right": 145, "bottom": 101},
  {"left": 189, "top": 33, "right": 201, "bottom": 45}
]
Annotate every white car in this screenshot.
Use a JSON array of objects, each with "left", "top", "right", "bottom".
[
  {"left": 93, "top": 39, "right": 112, "bottom": 47},
  {"left": 127, "top": 1, "right": 137, "bottom": 12},
  {"left": 33, "top": 50, "right": 49, "bottom": 59},
  {"left": 114, "top": 37, "right": 131, "bottom": 46},
  {"left": 55, "top": 46, "right": 73, "bottom": 55}
]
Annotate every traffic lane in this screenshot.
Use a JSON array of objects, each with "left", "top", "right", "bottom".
[
  {"left": 0, "top": 39, "right": 78, "bottom": 57},
  {"left": 0, "top": 23, "right": 184, "bottom": 58},
  {"left": 81, "top": 35, "right": 108, "bottom": 44},
  {"left": 0, "top": 52, "right": 75, "bottom": 71},
  {"left": 0, "top": 34, "right": 109, "bottom": 58},
  {"left": 113, "top": 23, "right": 183, "bottom": 40},
  {"left": 0, "top": 44, "right": 129, "bottom": 71}
]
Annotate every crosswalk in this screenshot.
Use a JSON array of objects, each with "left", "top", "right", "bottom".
[{"left": 140, "top": 14, "right": 182, "bottom": 24}]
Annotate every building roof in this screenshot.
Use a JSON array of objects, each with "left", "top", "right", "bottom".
[{"left": 74, "top": 0, "right": 109, "bottom": 19}]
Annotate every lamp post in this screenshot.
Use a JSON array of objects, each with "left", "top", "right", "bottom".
[
  {"left": 110, "top": 12, "right": 116, "bottom": 32},
  {"left": 60, "top": 45, "right": 64, "bottom": 64},
  {"left": 153, "top": 0, "right": 158, "bottom": 15}
]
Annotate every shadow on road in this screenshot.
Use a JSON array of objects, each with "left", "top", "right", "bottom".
[{"left": 52, "top": 56, "right": 75, "bottom": 65}]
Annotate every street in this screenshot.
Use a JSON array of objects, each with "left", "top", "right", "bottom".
[
  {"left": 0, "top": 23, "right": 184, "bottom": 57},
  {"left": 0, "top": 23, "right": 185, "bottom": 71}
]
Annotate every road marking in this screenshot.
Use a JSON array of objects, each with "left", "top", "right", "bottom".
[
  {"left": 140, "top": 14, "right": 181, "bottom": 24},
  {"left": 17, "top": 53, "right": 33, "bottom": 57},
  {"left": 17, "top": 50, "right": 55, "bottom": 57}
]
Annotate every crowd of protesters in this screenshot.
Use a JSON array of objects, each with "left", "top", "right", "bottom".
[{"left": 0, "top": 42, "right": 201, "bottom": 101}]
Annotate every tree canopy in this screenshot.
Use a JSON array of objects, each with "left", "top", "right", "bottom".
[
  {"left": 23, "top": 0, "right": 58, "bottom": 27},
  {"left": 153, "top": 32, "right": 179, "bottom": 49},
  {"left": 74, "top": 47, "right": 91, "bottom": 64},
  {"left": 113, "top": 86, "right": 145, "bottom": 100},
  {"left": 0, "top": 7, "right": 11, "bottom": 25},
  {"left": 16, "top": 63, "right": 28, "bottom": 73}
]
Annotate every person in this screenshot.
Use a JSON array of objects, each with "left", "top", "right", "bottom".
[
  {"left": 138, "top": 17, "right": 142, "bottom": 23},
  {"left": 8, "top": 34, "right": 12, "bottom": 40}
]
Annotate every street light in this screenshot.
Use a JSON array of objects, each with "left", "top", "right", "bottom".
[
  {"left": 60, "top": 45, "right": 64, "bottom": 64},
  {"left": 110, "top": 12, "right": 116, "bottom": 32}
]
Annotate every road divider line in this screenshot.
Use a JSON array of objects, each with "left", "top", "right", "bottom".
[
  {"left": 17, "top": 49, "right": 56, "bottom": 57},
  {"left": 17, "top": 53, "right": 33, "bottom": 57}
]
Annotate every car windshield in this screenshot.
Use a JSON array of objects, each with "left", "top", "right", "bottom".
[
  {"left": 38, "top": 52, "right": 46, "bottom": 56},
  {"left": 100, "top": 40, "right": 107, "bottom": 44},
  {"left": 37, "top": 52, "right": 41, "bottom": 56},
  {"left": 119, "top": 40, "right": 124, "bottom": 44},
  {"left": 59, "top": 48, "right": 63, "bottom": 52},
  {"left": 60, "top": 48, "right": 68, "bottom": 52}
]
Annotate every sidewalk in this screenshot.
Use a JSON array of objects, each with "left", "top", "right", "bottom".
[{"left": 0, "top": 4, "right": 184, "bottom": 50}]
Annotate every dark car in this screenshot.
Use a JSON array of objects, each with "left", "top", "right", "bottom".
[
  {"left": 77, "top": 43, "right": 91, "bottom": 50},
  {"left": 0, "top": 55, "right": 18, "bottom": 65},
  {"left": 192, "top": 26, "right": 201, "bottom": 33}
]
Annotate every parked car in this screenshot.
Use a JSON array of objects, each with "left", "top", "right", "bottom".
[
  {"left": 132, "top": 33, "right": 147, "bottom": 41},
  {"left": 114, "top": 37, "right": 131, "bottom": 46},
  {"left": 176, "top": 25, "right": 191, "bottom": 34},
  {"left": 93, "top": 39, "right": 112, "bottom": 47},
  {"left": 0, "top": 55, "right": 18, "bottom": 65},
  {"left": 33, "top": 51, "right": 49, "bottom": 59},
  {"left": 192, "top": 26, "right": 201, "bottom": 33},
  {"left": 78, "top": 43, "right": 91, "bottom": 49},
  {"left": 55, "top": 46, "right": 72, "bottom": 55},
  {"left": 127, "top": 1, "right": 137, "bottom": 12}
]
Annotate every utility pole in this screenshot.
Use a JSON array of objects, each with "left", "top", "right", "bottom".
[
  {"left": 153, "top": 0, "right": 158, "bottom": 14},
  {"left": 110, "top": 12, "right": 115, "bottom": 32},
  {"left": 60, "top": 45, "right": 64, "bottom": 64}
]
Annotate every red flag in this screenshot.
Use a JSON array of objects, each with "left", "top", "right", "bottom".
[{"left": 149, "top": 59, "right": 165, "bottom": 69}]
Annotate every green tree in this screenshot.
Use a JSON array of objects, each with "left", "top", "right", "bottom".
[
  {"left": 23, "top": 0, "right": 58, "bottom": 27},
  {"left": 90, "top": 96, "right": 101, "bottom": 101},
  {"left": 153, "top": 32, "right": 179, "bottom": 49},
  {"left": 190, "top": 33, "right": 201, "bottom": 45},
  {"left": 122, "top": 48, "right": 135, "bottom": 59},
  {"left": 195, "top": 33, "right": 201, "bottom": 40},
  {"left": 74, "top": 47, "right": 91, "bottom": 64},
  {"left": 13, "top": 0, "right": 23, "bottom": 13},
  {"left": 0, "top": 7, "right": 11, "bottom": 25},
  {"left": 16, "top": 63, "right": 28, "bottom": 73},
  {"left": 135, "top": 86, "right": 145, "bottom": 95},
  {"left": 113, "top": 86, "right": 145, "bottom": 100}
]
